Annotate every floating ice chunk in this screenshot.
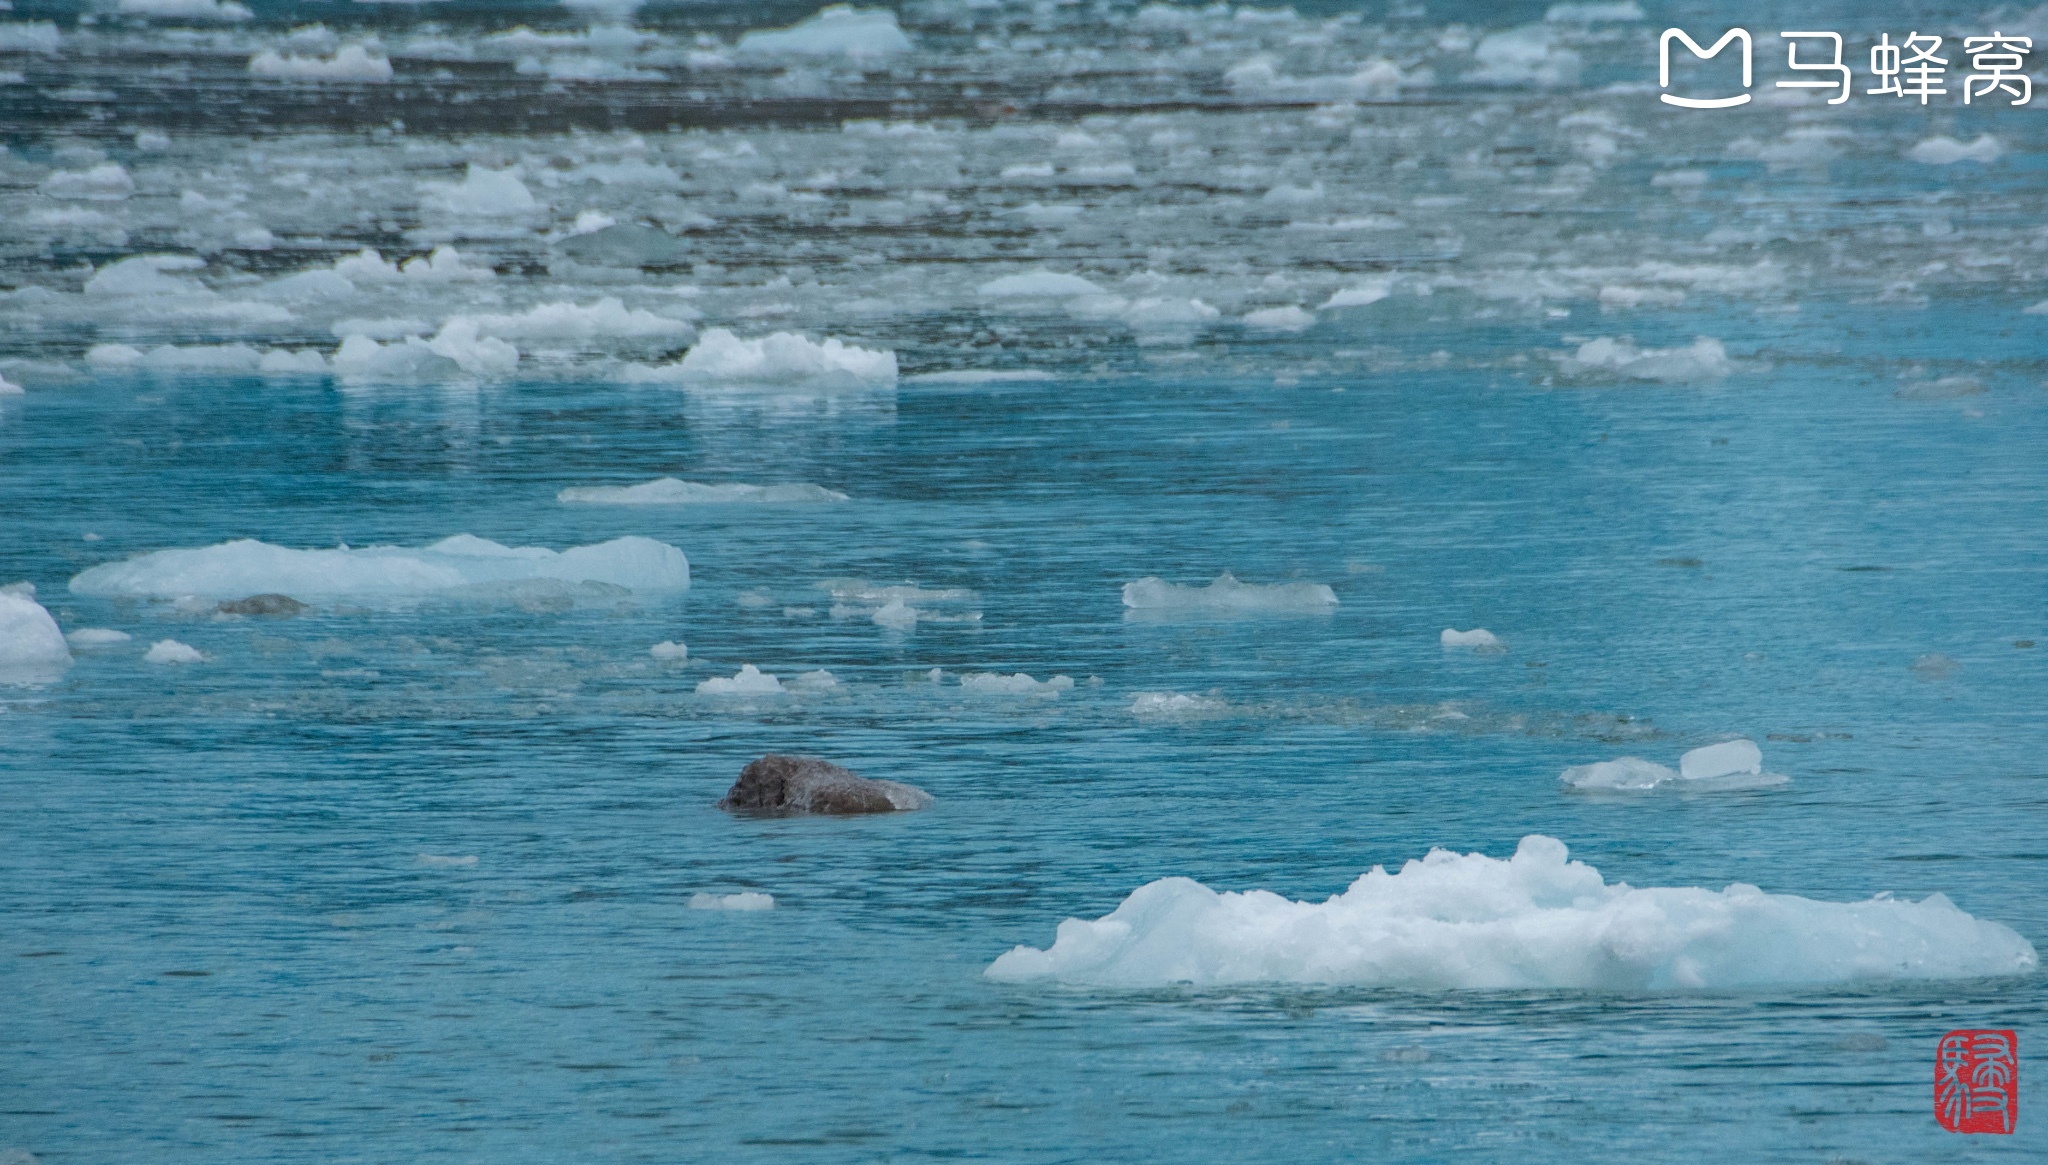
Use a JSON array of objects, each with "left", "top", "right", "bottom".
[
  {"left": 249, "top": 44, "right": 393, "bottom": 82},
  {"left": 1559, "top": 756, "right": 1678, "bottom": 790},
  {"left": 960, "top": 672, "right": 1074, "bottom": 695},
  {"left": 0, "top": 22, "right": 61, "bottom": 53},
  {"left": 1680, "top": 738, "right": 1762, "bottom": 781},
  {"left": 1243, "top": 306, "right": 1314, "bottom": 332},
  {"left": 0, "top": 372, "right": 21, "bottom": 395},
  {"left": 86, "top": 344, "right": 143, "bottom": 369},
  {"left": 1907, "top": 135, "right": 2001, "bottom": 165},
  {"left": 651, "top": 328, "right": 897, "bottom": 390},
  {"left": 649, "top": 640, "right": 688, "bottom": 661},
  {"left": 1470, "top": 25, "right": 1581, "bottom": 87},
  {"left": 792, "top": 668, "right": 839, "bottom": 689},
  {"left": 1131, "top": 691, "right": 1227, "bottom": 718},
  {"left": 736, "top": 5, "right": 913, "bottom": 59},
  {"left": 118, "top": 0, "right": 251, "bottom": 21},
  {"left": 72, "top": 535, "right": 689, "bottom": 599},
  {"left": 1544, "top": 1, "right": 1643, "bottom": 21},
  {"left": 404, "top": 247, "right": 495, "bottom": 283},
  {"left": 1227, "top": 57, "right": 1417, "bottom": 100},
  {"left": 259, "top": 348, "right": 329, "bottom": 374},
  {"left": 871, "top": 599, "right": 918, "bottom": 629},
  {"left": 559, "top": 478, "right": 848, "bottom": 505},
  {"left": 144, "top": 638, "right": 205, "bottom": 664},
  {"left": 40, "top": 162, "right": 134, "bottom": 201},
  {"left": 1319, "top": 280, "right": 1392, "bottom": 309},
  {"left": 437, "top": 322, "right": 520, "bottom": 376},
  {"left": 421, "top": 166, "right": 537, "bottom": 216},
  {"left": 416, "top": 853, "right": 478, "bottom": 867},
  {"left": 695, "top": 664, "right": 784, "bottom": 695},
  {"left": 1560, "top": 336, "right": 1731, "bottom": 383},
  {"left": 977, "top": 271, "right": 1105, "bottom": 298},
  {"left": 334, "top": 319, "right": 517, "bottom": 380},
  {"left": 66, "top": 627, "right": 132, "bottom": 646},
  {"left": 689, "top": 891, "right": 774, "bottom": 910},
  {"left": 464, "top": 298, "right": 695, "bottom": 342},
  {"left": 553, "top": 223, "right": 692, "bottom": 267},
  {"left": 1440, "top": 627, "right": 1503, "bottom": 650},
  {"left": 133, "top": 344, "right": 264, "bottom": 373},
  {"left": 0, "top": 589, "right": 71, "bottom": 682},
  {"left": 1122, "top": 572, "right": 1338, "bottom": 616},
  {"left": 985, "top": 834, "right": 2039, "bottom": 989}
]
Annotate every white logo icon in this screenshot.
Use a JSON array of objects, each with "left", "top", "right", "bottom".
[{"left": 1660, "top": 28, "right": 1753, "bottom": 108}]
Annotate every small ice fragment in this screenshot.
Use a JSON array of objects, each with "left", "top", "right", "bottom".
[
  {"left": 688, "top": 891, "right": 774, "bottom": 910},
  {"left": 1440, "top": 628, "right": 1504, "bottom": 650},
  {"left": 735, "top": 591, "right": 775, "bottom": 609},
  {"left": 66, "top": 627, "right": 132, "bottom": 646},
  {"left": 872, "top": 598, "right": 918, "bottom": 629},
  {"left": 416, "top": 853, "right": 478, "bottom": 867},
  {"left": 118, "top": 0, "right": 253, "bottom": 22},
  {"left": 144, "top": 638, "right": 205, "bottom": 664},
  {"left": 695, "top": 664, "right": 784, "bottom": 695},
  {"left": 0, "top": 372, "right": 21, "bottom": 395},
  {"left": 960, "top": 672, "right": 1073, "bottom": 695},
  {"left": 977, "top": 271, "right": 1105, "bottom": 298},
  {"left": 1678, "top": 739, "right": 1761, "bottom": 781},
  {"left": 1906, "top": 135, "right": 2001, "bottom": 165},
  {"left": 792, "top": 669, "right": 839, "bottom": 689},
  {"left": 249, "top": 44, "right": 394, "bottom": 82},
  {"left": 649, "top": 640, "right": 688, "bottom": 661},
  {"left": 1560, "top": 756, "right": 1678, "bottom": 790},
  {"left": 1243, "top": 305, "right": 1316, "bottom": 332}
]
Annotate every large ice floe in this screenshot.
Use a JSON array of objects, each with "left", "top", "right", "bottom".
[
  {"left": 987, "top": 835, "right": 2038, "bottom": 989},
  {"left": 70, "top": 535, "right": 689, "bottom": 600},
  {"left": 0, "top": 586, "right": 73, "bottom": 684},
  {"left": 1561, "top": 738, "right": 1787, "bottom": 792},
  {"left": 1122, "top": 572, "right": 1338, "bottom": 617},
  {"left": 623, "top": 329, "right": 897, "bottom": 390},
  {"left": 558, "top": 478, "right": 847, "bottom": 505}
]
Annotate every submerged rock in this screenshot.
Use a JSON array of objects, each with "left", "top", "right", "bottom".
[
  {"left": 217, "top": 593, "right": 310, "bottom": 617},
  {"left": 717, "top": 754, "right": 932, "bottom": 815}
]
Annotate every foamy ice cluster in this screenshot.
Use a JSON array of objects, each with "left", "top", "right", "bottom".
[{"left": 987, "top": 835, "right": 2037, "bottom": 990}]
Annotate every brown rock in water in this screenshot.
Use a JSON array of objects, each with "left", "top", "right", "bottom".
[
  {"left": 217, "top": 594, "right": 310, "bottom": 617},
  {"left": 718, "top": 754, "right": 932, "bottom": 815}
]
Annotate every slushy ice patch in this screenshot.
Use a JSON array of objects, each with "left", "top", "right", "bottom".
[
  {"left": 689, "top": 891, "right": 775, "bottom": 911},
  {"left": 70, "top": 535, "right": 689, "bottom": 599},
  {"left": 986, "top": 835, "right": 2038, "bottom": 989},
  {"left": 1122, "top": 572, "right": 1338, "bottom": 616}
]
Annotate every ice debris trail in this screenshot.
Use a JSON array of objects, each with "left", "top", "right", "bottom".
[
  {"left": 986, "top": 835, "right": 2038, "bottom": 990},
  {"left": 70, "top": 535, "right": 689, "bottom": 598}
]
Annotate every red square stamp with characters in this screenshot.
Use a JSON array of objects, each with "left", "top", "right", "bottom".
[{"left": 1935, "top": 1029, "right": 2018, "bottom": 1134}]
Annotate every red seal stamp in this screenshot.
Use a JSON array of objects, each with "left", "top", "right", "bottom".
[{"left": 1935, "top": 1029, "right": 2018, "bottom": 1134}]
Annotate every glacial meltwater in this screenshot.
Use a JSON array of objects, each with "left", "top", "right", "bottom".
[{"left": 3, "top": 1, "right": 2045, "bottom": 1162}]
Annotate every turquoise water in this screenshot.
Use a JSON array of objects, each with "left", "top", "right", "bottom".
[{"left": 4, "top": 296, "right": 2045, "bottom": 1161}]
